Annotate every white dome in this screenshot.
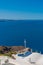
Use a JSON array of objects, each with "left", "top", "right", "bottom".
[
  {"left": 24, "top": 52, "right": 41, "bottom": 63},
  {"left": 36, "top": 55, "right": 43, "bottom": 65}
]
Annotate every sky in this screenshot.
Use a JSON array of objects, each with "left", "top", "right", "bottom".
[{"left": 0, "top": 0, "right": 43, "bottom": 20}]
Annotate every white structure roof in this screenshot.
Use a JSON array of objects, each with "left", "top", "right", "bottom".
[
  {"left": 0, "top": 52, "right": 43, "bottom": 65},
  {"left": 36, "top": 55, "right": 43, "bottom": 65},
  {"left": 24, "top": 52, "right": 41, "bottom": 64}
]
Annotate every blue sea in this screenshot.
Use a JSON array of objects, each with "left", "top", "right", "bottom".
[{"left": 0, "top": 20, "right": 43, "bottom": 53}]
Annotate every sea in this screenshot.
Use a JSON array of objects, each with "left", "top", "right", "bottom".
[{"left": 0, "top": 20, "right": 43, "bottom": 53}]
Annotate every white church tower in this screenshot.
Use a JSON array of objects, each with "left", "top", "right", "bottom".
[{"left": 24, "top": 39, "right": 26, "bottom": 48}]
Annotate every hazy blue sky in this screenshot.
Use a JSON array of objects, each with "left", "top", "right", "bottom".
[{"left": 0, "top": 0, "right": 43, "bottom": 20}]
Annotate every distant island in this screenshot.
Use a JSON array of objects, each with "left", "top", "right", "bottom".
[{"left": 0, "top": 46, "right": 31, "bottom": 57}]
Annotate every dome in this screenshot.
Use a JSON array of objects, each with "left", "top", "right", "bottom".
[
  {"left": 24, "top": 52, "right": 41, "bottom": 64},
  {"left": 36, "top": 55, "right": 43, "bottom": 65}
]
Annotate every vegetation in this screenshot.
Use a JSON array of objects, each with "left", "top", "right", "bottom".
[
  {"left": 0, "top": 46, "right": 24, "bottom": 54},
  {"left": 0, "top": 51, "right": 17, "bottom": 57}
]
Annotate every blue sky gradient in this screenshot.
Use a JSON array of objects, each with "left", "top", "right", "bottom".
[{"left": 0, "top": 0, "right": 43, "bottom": 19}]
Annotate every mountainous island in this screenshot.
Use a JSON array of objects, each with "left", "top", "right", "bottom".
[{"left": 0, "top": 46, "right": 31, "bottom": 57}]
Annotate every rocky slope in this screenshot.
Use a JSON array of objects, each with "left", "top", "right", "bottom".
[{"left": 0, "top": 46, "right": 31, "bottom": 54}]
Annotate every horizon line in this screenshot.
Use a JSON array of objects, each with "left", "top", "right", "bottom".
[{"left": 0, "top": 19, "right": 43, "bottom": 20}]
